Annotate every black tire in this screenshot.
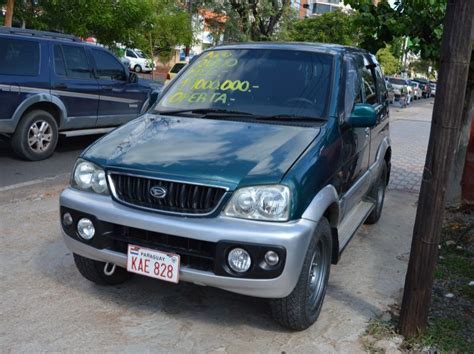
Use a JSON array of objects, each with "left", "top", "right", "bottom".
[
  {"left": 11, "top": 110, "right": 58, "bottom": 161},
  {"left": 365, "top": 163, "right": 388, "bottom": 224},
  {"left": 270, "top": 217, "right": 332, "bottom": 331},
  {"left": 73, "top": 253, "right": 131, "bottom": 285},
  {"left": 134, "top": 64, "right": 142, "bottom": 73}
]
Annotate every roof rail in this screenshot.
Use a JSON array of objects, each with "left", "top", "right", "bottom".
[{"left": 0, "top": 27, "right": 82, "bottom": 42}]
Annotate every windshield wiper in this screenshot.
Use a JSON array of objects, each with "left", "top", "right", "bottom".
[
  {"left": 256, "top": 114, "right": 326, "bottom": 122},
  {"left": 156, "top": 108, "right": 255, "bottom": 117}
]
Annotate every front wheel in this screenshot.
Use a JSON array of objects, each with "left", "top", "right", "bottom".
[
  {"left": 269, "top": 217, "right": 332, "bottom": 331},
  {"left": 134, "top": 64, "right": 142, "bottom": 73}
]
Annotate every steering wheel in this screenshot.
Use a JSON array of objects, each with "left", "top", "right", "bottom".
[{"left": 285, "top": 97, "right": 316, "bottom": 108}]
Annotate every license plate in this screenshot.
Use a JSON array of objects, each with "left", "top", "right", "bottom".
[{"left": 127, "top": 244, "right": 180, "bottom": 283}]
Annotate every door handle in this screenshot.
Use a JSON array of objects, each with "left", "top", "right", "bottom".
[{"left": 53, "top": 83, "right": 68, "bottom": 90}]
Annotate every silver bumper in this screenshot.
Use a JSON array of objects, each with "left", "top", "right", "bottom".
[{"left": 60, "top": 187, "right": 317, "bottom": 298}]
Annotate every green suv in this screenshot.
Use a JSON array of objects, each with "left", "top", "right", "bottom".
[{"left": 60, "top": 43, "right": 391, "bottom": 330}]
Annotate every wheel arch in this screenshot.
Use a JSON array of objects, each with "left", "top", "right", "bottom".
[
  {"left": 12, "top": 94, "right": 67, "bottom": 130},
  {"left": 301, "top": 185, "right": 341, "bottom": 264}
]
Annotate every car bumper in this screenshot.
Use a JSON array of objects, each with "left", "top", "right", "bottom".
[
  {"left": 60, "top": 188, "right": 317, "bottom": 298},
  {"left": 0, "top": 118, "right": 16, "bottom": 133}
]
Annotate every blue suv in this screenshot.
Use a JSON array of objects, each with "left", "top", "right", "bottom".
[{"left": 0, "top": 28, "right": 163, "bottom": 160}]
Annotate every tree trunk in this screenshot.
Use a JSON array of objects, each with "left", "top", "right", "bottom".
[
  {"left": 399, "top": 0, "right": 474, "bottom": 337},
  {"left": 5, "top": 0, "right": 15, "bottom": 27}
]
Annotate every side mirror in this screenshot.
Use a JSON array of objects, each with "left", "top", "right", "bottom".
[
  {"left": 128, "top": 72, "right": 138, "bottom": 84},
  {"left": 348, "top": 103, "right": 377, "bottom": 127}
]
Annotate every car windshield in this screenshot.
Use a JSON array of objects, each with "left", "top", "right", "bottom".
[
  {"left": 155, "top": 49, "right": 333, "bottom": 120},
  {"left": 388, "top": 78, "right": 406, "bottom": 85}
]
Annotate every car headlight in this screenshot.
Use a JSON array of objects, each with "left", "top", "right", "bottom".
[
  {"left": 72, "top": 159, "right": 109, "bottom": 195},
  {"left": 223, "top": 185, "right": 290, "bottom": 221}
]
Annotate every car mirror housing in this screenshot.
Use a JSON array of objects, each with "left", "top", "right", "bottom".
[
  {"left": 348, "top": 103, "right": 377, "bottom": 127},
  {"left": 128, "top": 72, "right": 138, "bottom": 84}
]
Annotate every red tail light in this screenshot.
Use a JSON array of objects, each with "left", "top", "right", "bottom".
[{"left": 166, "top": 73, "right": 171, "bottom": 80}]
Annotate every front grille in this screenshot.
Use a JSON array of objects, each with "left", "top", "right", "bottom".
[
  {"left": 110, "top": 225, "right": 215, "bottom": 271},
  {"left": 109, "top": 173, "right": 227, "bottom": 215}
]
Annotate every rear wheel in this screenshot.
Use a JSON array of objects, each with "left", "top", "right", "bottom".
[
  {"left": 11, "top": 110, "right": 58, "bottom": 161},
  {"left": 269, "top": 217, "right": 332, "bottom": 331},
  {"left": 73, "top": 254, "right": 131, "bottom": 285},
  {"left": 365, "top": 163, "right": 388, "bottom": 224}
]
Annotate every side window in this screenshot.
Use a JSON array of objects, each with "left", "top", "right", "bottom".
[
  {"left": 53, "top": 45, "right": 66, "bottom": 76},
  {"left": 91, "top": 49, "right": 126, "bottom": 81},
  {"left": 61, "top": 45, "right": 92, "bottom": 79},
  {"left": 0, "top": 38, "right": 39, "bottom": 76},
  {"left": 126, "top": 49, "right": 136, "bottom": 58},
  {"left": 362, "top": 66, "right": 377, "bottom": 105},
  {"left": 344, "top": 57, "right": 361, "bottom": 118},
  {"left": 374, "top": 66, "right": 387, "bottom": 103}
]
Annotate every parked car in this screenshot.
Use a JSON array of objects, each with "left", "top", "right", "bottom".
[
  {"left": 0, "top": 28, "right": 163, "bottom": 160},
  {"left": 386, "top": 82, "right": 395, "bottom": 103},
  {"left": 408, "top": 81, "right": 422, "bottom": 100},
  {"left": 413, "top": 78, "right": 431, "bottom": 98},
  {"left": 164, "top": 61, "right": 187, "bottom": 85},
  {"left": 387, "top": 77, "right": 408, "bottom": 100},
  {"left": 429, "top": 81, "right": 437, "bottom": 96},
  {"left": 60, "top": 43, "right": 391, "bottom": 331},
  {"left": 123, "top": 48, "right": 154, "bottom": 73}
]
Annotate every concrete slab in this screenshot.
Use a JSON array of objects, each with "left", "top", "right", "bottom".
[{"left": 0, "top": 183, "right": 417, "bottom": 352}]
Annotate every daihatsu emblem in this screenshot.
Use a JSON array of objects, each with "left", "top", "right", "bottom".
[{"left": 150, "top": 186, "right": 167, "bottom": 199}]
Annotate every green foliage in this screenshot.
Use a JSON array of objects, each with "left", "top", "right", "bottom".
[
  {"left": 344, "top": 0, "right": 447, "bottom": 63},
  {"left": 7, "top": 0, "right": 192, "bottom": 57},
  {"left": 287, "top": 10, "right": 359, "bottom": 45},
  {"left": 376, "top": 45, "right": 400, "bottom": 75}
]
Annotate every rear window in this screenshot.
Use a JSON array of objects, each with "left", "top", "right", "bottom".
[
  {"left": 0, "top": 38, "right": 40, "bottom": 76},
  {"left": 170, "top": 63, "right": 186, "bottom": 73},
  {"left": 388, "top": 78, "right": 406, "bottom": 85}
]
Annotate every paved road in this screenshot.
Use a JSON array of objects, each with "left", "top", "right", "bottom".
[{"left": 0, "top": 98, "right": 434, "bottom": 190}]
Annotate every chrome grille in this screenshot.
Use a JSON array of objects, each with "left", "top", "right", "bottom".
[{"left": 108, "top": 173, "right": 227, "bottom": 215}]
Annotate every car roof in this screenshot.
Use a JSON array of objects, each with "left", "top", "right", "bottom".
[
  {"left": 0, "top": 27, "right": 97, "bottom": 46},
  {"left": 213, "top": 42, "right": 372, "bottom": 56}
]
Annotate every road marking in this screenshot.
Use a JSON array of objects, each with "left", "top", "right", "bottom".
[{"left": 0, "top": 173, "right": 70, "bottom": 192}]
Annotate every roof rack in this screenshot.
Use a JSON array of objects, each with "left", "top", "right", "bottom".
[{"left": 0, "top": 27, "right": 82, "bottom": 42}]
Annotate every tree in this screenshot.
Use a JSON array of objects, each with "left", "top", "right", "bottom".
[
  {"left": 286, "top": 10, "right": 359, "bottom": 45},
  {"left": 376, "top": 45, "right": 400, "bottom": 75},
  {"left": 4, "top": 0, "right": 15, "bottom": 27}
]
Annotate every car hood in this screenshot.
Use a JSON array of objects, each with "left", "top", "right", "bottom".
[
  {"left": 138, "top": 78, "right": 163, "bottom": 92},
  {"left": 82, "top": 114, "right": 321, "bottom": 189}
]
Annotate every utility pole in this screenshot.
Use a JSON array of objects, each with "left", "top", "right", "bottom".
[
  {"left": 185, "top": 0, "right": 193, "bottom": 62},
  {"left": 399, "top": 0, "right": 474, "bottom": 337},
  {"left": 4, "top": 0, "right": 15, "bottom": 27}
]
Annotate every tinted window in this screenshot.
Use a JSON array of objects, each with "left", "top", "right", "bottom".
[
  {"left": 156, "top": 49, "right": 333, "bottom": 120},
  {"left": 362, "top": 67, "right": 377, "bottom": 105},
  {"left": 53, "top": 45, "right": 66, "bottom": 76},
  {"left": 374, "top": 66, "right": 387, "bottom": 103},
  {"left": 388, "top": 78, "right": 406, "bottom": 85},
  {"left": 62, "top": 45, "right": 92, "bottom": 79},
  {"left": 344, "top": 58, "right": 361, "bottom": 117},
  {"left": 170, "top": 63, "right": 186, "bottom": 73},
  {"left": 126, "top": 49, "right": 136, "bottom": 58},
  {"left": 0, "top": 38, "right": 39, "bottom": 76},
  {"left": 91, "top": 49, "right": 126, "bottom": 81}
]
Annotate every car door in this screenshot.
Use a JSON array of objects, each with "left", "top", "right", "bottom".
[
  {"left": 370, "top": 63, "right": 390, "bottom": 159},
  {"left": 339, "top": 55, "right": 371, "bottom": 215},
  {"left": 89, "top": 48, "right": 149, "bottom": 127},
  {"left": 50, "top": 43, "right": 100, "bottom": 129}
]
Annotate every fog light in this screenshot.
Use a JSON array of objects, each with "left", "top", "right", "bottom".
[
  {"left": 63, "top": 212, "right": 73, "bottom": 226},
  {"left": 264, "top": 250, "right": 279, "bottom": 266},
  {"left": 77, "top": 218, "right": 95, "bottom": 240},
  {"left": 227, "top": 248, "right": 251, "bottom": 273}
]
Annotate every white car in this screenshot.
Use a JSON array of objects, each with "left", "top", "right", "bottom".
[{"left": 123, "top": 48, "right": 154, "bottom": 73}]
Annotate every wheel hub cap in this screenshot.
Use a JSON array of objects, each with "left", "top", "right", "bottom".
[{"left": 28, "top": 120, "right": 52, "bottom": 152}]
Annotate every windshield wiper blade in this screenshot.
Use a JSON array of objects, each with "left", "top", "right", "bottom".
[
  {"left": 256, "top": 114, "right": 325, "bottom": 122},
  {"left": 157, "top": 108, "right": 255, "bottom": 117}
]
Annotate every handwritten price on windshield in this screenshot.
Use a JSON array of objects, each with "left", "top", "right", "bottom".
[{"left": 192, "top": 79, "right": 252, "bottom": 92}]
